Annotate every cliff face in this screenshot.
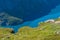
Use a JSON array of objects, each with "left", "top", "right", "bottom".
[{"left": 0, "top": 0, "right": 60, "bottom": 21}]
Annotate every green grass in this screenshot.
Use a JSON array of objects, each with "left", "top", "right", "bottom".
[{"left": 0, "top": 18, "right": 60, "bottom": 40}]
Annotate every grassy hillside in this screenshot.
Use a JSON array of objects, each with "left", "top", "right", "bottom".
[{"left": 0, "top": 18, "right": 60, "bottom": 40}]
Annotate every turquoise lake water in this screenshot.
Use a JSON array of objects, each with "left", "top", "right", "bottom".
[
  {"left": 13, "top": 5, "right": 60, "bottom": 32},
  {"left": 1, "top": 3, "right": 60, "bottom": 33},
  {"left": 3, "top": 12, "right": 60, "bottom": 32}
]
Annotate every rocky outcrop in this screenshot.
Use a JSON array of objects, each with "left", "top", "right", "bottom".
[{"left": 0, "top": 12, "right": 23, "bottom": 26}]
